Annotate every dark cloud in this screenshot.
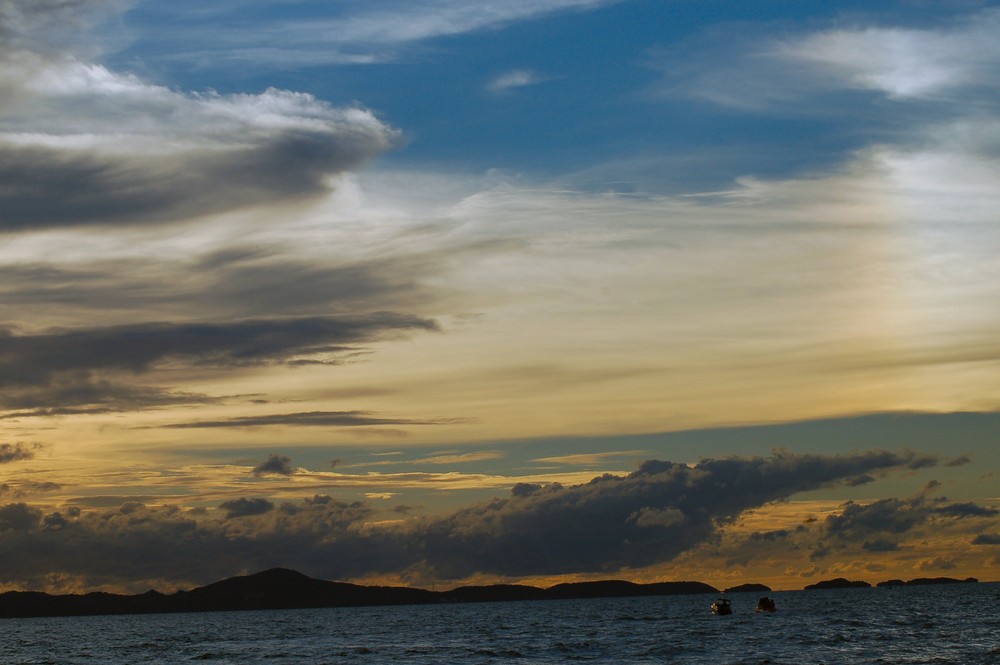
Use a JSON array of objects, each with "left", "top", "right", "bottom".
[
  {"left": 0, "top": 502, "right": 42, "bottom": 531},
  {"left": 253, "top": 454, "right": 294, "bottom": 476},
  {"left": 747, "top": 529, "right": 792, "bottom": 542},
  {"left": 807, "top": 490, "right": 1000, "bottom": 559},
  {"left": 862, "top": 539, "right": 899, "bottom": 552},
  {"left": 412, "top": 450, "right": 939, "bottom": 578},
  {"left": 0, "top": 450, "right": 959, "bottom": 591},
  {"left": 824, "top": 498, "right": 924, "bottom": 539},
  {"left": 0, "top": 123, "right": 396, "bottom": 231},
  {"left": 166, "top": 410, "right": 460, "bottom": 429},
  {"left": 0, "top": 442, "right": 37, "bottom": 463},
  {"left": 0, "top": 313, "right": 436, "bottom": 413},
  {"left": 823, "top": 492, "right": 1000, "bottom": 542},
  {"left": 933, "top": 502, "right": 999, "bottom": 518},
  {"left": 945, "top": 454, "right": 972, "bottom": 467},
  {"left": 971, "top": 533, "right": 1000, "bottom": 545},
  {"left": 0, "top": 245, "right": 455, "bottom": 323},
  {"left": 219, "top": 498, "right": 275, "bottom": 519}
]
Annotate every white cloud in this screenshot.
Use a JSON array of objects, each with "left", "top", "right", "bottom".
[
  {"left": 487, "top": 69, "right": 550, "bottom": 93},
  {"left": 656, "top": 8, "right": 1000, "bottom": 109},
  {"left": 779, "top": 11, "right": 1000, "bottom": 99},
  {"left": 119, "top": 0, "right": 622, "bottom": 67}
]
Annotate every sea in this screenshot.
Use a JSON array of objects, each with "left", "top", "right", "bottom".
[{"left": 1, "top": 583, "right": 997, "bottom": 664}]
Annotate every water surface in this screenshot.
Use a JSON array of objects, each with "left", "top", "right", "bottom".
[{"left": 2, "top": 583, "right": 997, "bottom": 664}]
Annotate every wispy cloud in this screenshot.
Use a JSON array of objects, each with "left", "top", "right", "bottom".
[
  {"left": 164, "top": 410, "right": 460, "bottom": 429},
  {"left": 487, "top": 69, "right": 550, "bottom": 93},
  {"left": 778, "top": 11, "right": 1000, "bottom": 100},
  {"left": 652, "top": 8, "right": 1000, "bottom": 110},
  {"left": 120, "top": 0, "right": 623, "bottom": 68},
  {"left": 0, "top": 315, "right": 437, "bottom": 415},
  {"left": 534, "top": 450, "right": 649, "bottom": 466}
]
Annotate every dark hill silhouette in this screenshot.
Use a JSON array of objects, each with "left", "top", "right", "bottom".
[
  {"left": 877, "top": 576, "right": 978, "bottom": 587},
  {"left": 723, "top": 583, "right": 771, "bottom": 593},
  {"left": 804, "top": 577, "right": 871, "bottom": 590},
  {"left": 0, "top": 568, "right": 719, "bottom": 619}
]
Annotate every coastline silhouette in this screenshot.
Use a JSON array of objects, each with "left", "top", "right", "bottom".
[{"left": 0, "top": 568, "right": 978, "bottom": 619}]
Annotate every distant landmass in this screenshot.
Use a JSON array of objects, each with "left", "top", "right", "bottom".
[
  {"left": 804, "top": 578, "right": 872, "bottom": 589},
  {"left": 0, "top": 568, "right": 719, "bottom": 619},
  {"left": 723, "top": 583, "right": 771, "bottom": 593},
  {"left": 876, "top": 577, "right": 979, "bottom": 587},
  {"left": 807, "top": 576, "right": 980, "bottom": 590}
]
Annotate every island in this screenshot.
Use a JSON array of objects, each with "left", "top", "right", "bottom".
[
  {"left": 876, "top": 577, "right": 978, "bottom": 587},
  {"left": 723, "top": 583, "right": 772, "bottom": 593},
  {"left": 0, "top": 568, "right": 719, "bottom": 619},
  {"left": 803, "top": 577, "right": 871, "bottom": 590}
]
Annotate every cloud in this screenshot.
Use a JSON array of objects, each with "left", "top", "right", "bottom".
[
  {"left": 165, "top": 411, "right": 458, "bottom": 429},
  {"left": 534, "top": 451, "right": 648, "bottom": 466},
  {"left": 778, "top": 11, "right": 1000, "bottom": 99},
  {"left": 653, "top": 8, "right": 1000, "bottom": 110},
  {"left": 355, "top": 450, "right": 505, "bottom": 467},
  {"left": 0, "top": 85, "right": 399, "bottom": 230},
  {"left": 252, "top": 454, "right": 294, "bottom": 476},
  {"left": 933, "top": 502, "right": 999, "bottom": 518},
  {"left": 805, "top": 491, "right": 1000, "bottom": 561},
  {"left": 0, "top": 442, "right": 38, "bottom": 463},
  {"left": 0, "top": 314, "right": 436, "bottom": 413},
  {"left": 0, "top": 502, "right": 42, "bottom": 531},
  {"left": 412, "top": 450, "right": 939, "bottom": 578},
  {"left": 971, "top": 534, "right": 1000, "bottom": 545},
  {"left": 487, "top": 69, "right": 550, "bottom": 93},
  {"left": 0, "top": 245, "right": 449, "bottom": 343},
  {"left": 125, "top": 1, "right": 622, "bottom": 68},
  {"left": 219, "top": 497, "right": 274, "bottom": 519},
  {"left": 0, "top": 0, "right": 125, "bottom": 50},
  {"left": 862, "top": 539, "right": 899, "bottom": 552},
  {"left": 0, "top": 450, "right": 942, "bottom": 591},
  {"left": 0, "top": 3, "right": 401, "bottom": 232}
]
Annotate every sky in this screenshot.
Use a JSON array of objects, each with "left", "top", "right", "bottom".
[{"left": 1, "top": 0, "right": 999, "bottom": 594}]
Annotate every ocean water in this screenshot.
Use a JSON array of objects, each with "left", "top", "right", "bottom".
[{"left": 1, "top": 583, "right": 997, "bottom": 664}]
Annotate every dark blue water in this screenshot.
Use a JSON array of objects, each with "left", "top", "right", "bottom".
[{"left": 1, "top": 583, "right": 997, "bottom": 664}]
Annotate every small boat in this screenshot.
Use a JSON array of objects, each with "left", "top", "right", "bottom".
[
  {"left": 711, "top": 598, "right": 732, "bottom": 615},
  {"left": 755, "top": 596, "right": 776, "bottom": 612}
]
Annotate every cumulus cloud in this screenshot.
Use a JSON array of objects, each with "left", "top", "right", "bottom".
[
  {"left": 252, "top": 454, "right": 294, "bottom": 476},
  {"left": 0, "top": 450, "right": 945, "bottom": 591},
  {"left": 219, "top": 497, "right": 274, "bottom": 519},
  {"left": 797, "top": 491, "right": 1000, "bottom": 561},
  {"left": 0, "top": 314, "right": 436, "bottom": 414},
  {"left": 0, "top": 502, "right": 42, "bottom": 531},
  {"left": 413, "top": 450, "right": 940, "bottom": 578}
]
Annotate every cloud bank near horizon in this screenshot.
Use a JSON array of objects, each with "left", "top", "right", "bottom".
[{"left": 0, "top": 449, "right": 982, "bottom": 593}]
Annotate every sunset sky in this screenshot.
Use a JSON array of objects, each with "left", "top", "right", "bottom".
[{"left": 2, "top": 0, "right": 999, "bottom": 594}]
